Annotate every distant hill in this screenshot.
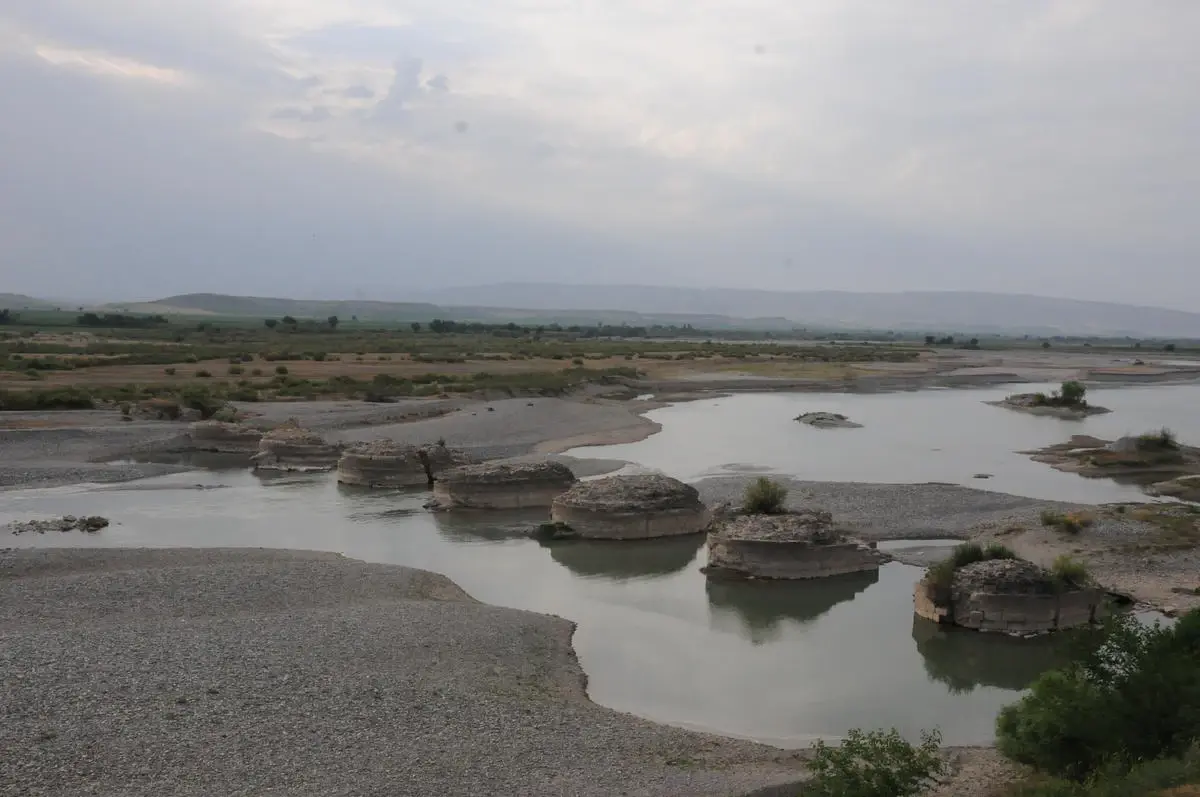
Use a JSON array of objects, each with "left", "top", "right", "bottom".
[
  {"left": 135, "top": 293, "right": 795, "bottom": 330},
  {"left": 412, "top": 283, "right": 1200, "bottom": 338},
  {"left": 0, "top": 293, "right": 57, "bottom": 310},
  {"left": 144, "top": 294, "right": 442, "bottom": 321}
]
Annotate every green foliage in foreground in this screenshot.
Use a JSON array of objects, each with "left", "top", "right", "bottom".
[
  {"left": 741, "top": 476, "right": 788, "bottom": 514},
  {"left": 997, "top": 609, "right": 1200, "bottom": 782},
  {"left": 807, "top": 728, "right": 947, "bottom": 797},
  {"left": 1008, "top": 745, "right": 1200, "bottom": 796}
]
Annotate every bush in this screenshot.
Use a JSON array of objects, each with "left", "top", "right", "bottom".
[
  {"left": 927, "top": 541, "right": 1017, "bottom": 588},
  {"left": 194, "top": 369, "right": 212, "bottom": 378},
  {"left": 807, "top": 728, "right": 947, "bottom": 797},
  {"left": 1050, "top": 555, "right": 1090, "bottom": 588},
  {"left": 177, "top": 388, "right": 226, "bottom": 419},
  {"left": 227, "top": 365, "right": 244, "bottom": 375},
  {"left": 163, "top": 367, "right": 177, "bottom": 376},
  {"left": 741, "top": 476, "right": 788, "bottom": 514},
  {"left": 275, "top": 365, "right": 289, "bottom": 375},
  {"left": 1042, "top": 510, "right": 1094, "bottom": 534},
  {"left": 997, "top": 610, "right": 1200, "bottom": 782},
  {"left": 1138, "top": 428, "right": 1179, "bottom": 451}
]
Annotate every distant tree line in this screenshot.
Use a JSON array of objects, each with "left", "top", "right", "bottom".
[
  {"left": 76, "top": 312, "right": 168, "bottom": 328},
  {"left": 0, "top": 309, "right": 15, "bottom": 325}
]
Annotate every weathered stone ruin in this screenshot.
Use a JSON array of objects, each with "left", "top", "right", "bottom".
[
  {"left": 251, "top": 421, "right": 340, "bottom": 471},
  {"left": 794, "top": 411, "right": 862, "bottom": 429},
  {"left": 337, "top": 441, "right": 472, "bottom": 488},
  {"left": 705, "top": 510, "right": 883, "bottom": 580},
  {"left": 550, "top": 474, "right": 710, "bottom": 539},
  {"left": 914, "top": 558, "right": 1106, "bottom": 634},
  {"left": 188, "top": 420, "right": 264, "bottom": 454},
  {"left": 428, "top": 460, "right": 577, "bottom": 509}
]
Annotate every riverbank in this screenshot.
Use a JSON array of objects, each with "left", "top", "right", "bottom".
[{"left": 0, "top": 547, "right": 810, "bottom": 796}]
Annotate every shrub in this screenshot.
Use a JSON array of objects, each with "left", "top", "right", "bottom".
[
  {"left": 807, "top": 727, "right": 947, "bottom": 797},
  {"left": 163, "top": 367, "right": 177, "bottom": 376},
  {"left": 184, "top": 355, "right": 199, "bottom": 364},
  {"left": 0, "top": 388, "right": 95, "bottom": 411},
  {"left": 227, "top": 365, "right": 245, "bottom": 375},
  {"left": 275, "top": 365, "right": 289, "bottom": 375},
  {"left": 194, "top": 369, "right": 212, "bottom": 378},
  {"left": 741, "top": 476, "right": 788, "bottom": 514},
  {"left": 1050, "top": 555, "right": 1090, "bottom": 588},
  {"left": 1138, "top": 428, "right": 1179, "bottom": 451},
  {"left": 177, "top": 388, "right": 225, "bottom": 419},
  {"left": 997, "top": 610, "right": 1200, "bottom": 782},
  {"left": 927, "top": 542, "right": 1017, "bottom": 588},
  {"left": 251, "top": 368, "right": 263, "bottom": 376}
]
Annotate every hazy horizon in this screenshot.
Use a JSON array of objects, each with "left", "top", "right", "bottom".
[{"left": 1, "top": 3, "right": 1198, "bottom": 308}]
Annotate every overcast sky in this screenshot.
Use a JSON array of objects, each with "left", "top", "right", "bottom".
[{"left": 0, "top": 1, "right": 1197, "bottom": 307}]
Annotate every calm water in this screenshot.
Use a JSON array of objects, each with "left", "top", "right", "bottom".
[
  {"left": 569, "top": 382, "right": 1200, "bottom": 503},
  {"left": 3, "top": 470, "right": 1071, "bottom": 746},
  {"left": 8, "top": 382, "right": 1195, "bottom": 745}
]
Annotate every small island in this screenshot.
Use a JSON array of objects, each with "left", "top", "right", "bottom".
[
  {"left": 188, "top": 420, "right": 264, "bottom": 454},
  {"left": 704, "top": 477, "right": 882, "bottom": 580},
  {"left": 337, "top": 440, "right": 473, "bottom": 488},
  {"left": 914, "top": 542, "right": 1106, "bottom": 634},
  {"left": 986, "top": 380, "right": 1110, "bottom": 419},
  {"left": 794, "top": 411, "right": 862, "bottom": 429}
]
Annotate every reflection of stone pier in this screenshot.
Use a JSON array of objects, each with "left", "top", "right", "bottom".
[
  {"left": 911, "top": 616, "right": 1069, "bottom": 694},
  {"left": 542, "top": 535, "right": 705, "bottom": 581},
  {"left": 706, "top": 570, "right": 878, "bottom": 644}
]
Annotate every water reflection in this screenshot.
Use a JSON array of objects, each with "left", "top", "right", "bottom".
[
  {"left": 911, "top": 616, "right": 1071, "bottom": 694},
  {"left": 125, "top": 450, "right": 253, "bottom": 471},
  {"left": 432, "top": 508, "right": 548, "bottom": 544},
  {"left": 541, "top": 535, "right": 705, "bottom": 581},
  {"left": 707, "top": 570, "right": 879, "bottom": 644}
]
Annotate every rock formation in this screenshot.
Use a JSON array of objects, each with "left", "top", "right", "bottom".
[
  {"left": 188, "top": 420, "right": 264, "bottom": 454},
  {"left": 1023, "top": 433, "right": 1199, "bottom": 482},
  {"left": 705, "top": 510, "right": 883, "bottom": 580},
  {"left": 429, "top": 460, "right": 577, "bottom": 510},
  {"left": 8, "top": 515, "right": 109, "bottom": 535},
  {"left": 794, "top": 411, "right": 862, "bottom": 429},
  {"left": 914, "top": 558, "right": 1106, "bottom": 634},
  {"left": 337, "top": 441, "right": 472, "bottom": 488},
  {"left": 1148, "top": 474, "right": 1200, "bottom": 502},
  {"left": 550, "top": 474, "right": 710, "bottom": 539},
  {"left": 252, "top": 421, "right": 340, "bottom": 471}
]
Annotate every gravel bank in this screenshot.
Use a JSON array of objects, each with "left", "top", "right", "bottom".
[
  {"left": 0, "top": 548, "right": 808, "bottom": 797},
  {"left": 0, "top": 414, "right": 193, "bottom": 490}
]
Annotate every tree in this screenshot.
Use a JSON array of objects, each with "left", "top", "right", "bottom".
[
  {"left": 264, "top": 319, "right": 278, "bottom": 329},
  {"left": 327, "top": 315, "right": 339, "bottom": 330},
  {"left": 997, "top": 609, "right": 1200, "bottom": 782},
  {"left": 1059, "top": 380, "right": 1087, "bottom": 406},
  {"left": 807, "top": 728, "right": 947, "bottom": 797},
  {"left": 968, "top": 337, "right": 980, "bottom": 347},
  {"left": 924, "top": 335, "right": 936, "bottom": 345},
  {"left": 1165, "top": 343, "right": 1177, "bottom": 352},
  {"left": 1042, "top": 340, "right": 1052, "bottom": 349},
  {"left": 281, "top": 315, "right": 297, "bottom": 327},
  {"left": 410, "top": 321, "right": 422, "bottom": 333},
  {"left": 0, "top": 309, "right": 12, "bottom": 325}
]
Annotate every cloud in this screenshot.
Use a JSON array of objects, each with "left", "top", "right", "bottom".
[{"left": 0, "top": 0, "right": 1198, "bottom": 307}]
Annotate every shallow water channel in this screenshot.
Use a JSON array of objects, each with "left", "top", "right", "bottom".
[{"left": 6, "top": 381, "right": 1198, "bottom": 746}]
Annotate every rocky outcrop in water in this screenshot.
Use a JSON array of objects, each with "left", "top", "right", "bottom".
[
  {"left": 188, "top": 421, "right": 264, "bottom": 454},
  {"left": 550, "top": 474, "right": 710, "bottom": 539},
  {"left": 987, "top": 392, "right": 1111, "bottom": 419},
  {"left": 914, "top": 558, "right": 1106, "bottom": 634},
  {"left": 705, "top": 511, "right": 882, "bottom": 580},
  {"left": 336, "top": 441, "right": 465, "bottom": 488},
  {"left": 794, "top": 412, "right": 862, "bottom": 429},
  {"left": 252, "top": 421, "right": 341, "bottom": 471},
  {"left": 427, "top": 460, "right": 577, "bottom": 510},
  {"left": 8, "top": 515, "right": 109, "bottom": 535}
]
